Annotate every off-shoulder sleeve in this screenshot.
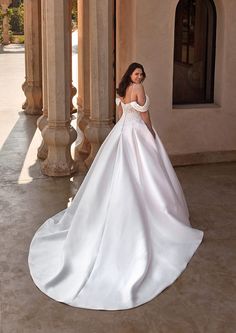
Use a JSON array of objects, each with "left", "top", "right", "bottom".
[
  {"left": 130, "top": 95, "right": 150, "bottom": 112},
  {"left": 115, "top": 97, "right": 121, "bottom": 106}
]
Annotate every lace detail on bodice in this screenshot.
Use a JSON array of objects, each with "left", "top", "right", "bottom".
[
  {"left": 115, "top": 95, "right": 150, "bottom": 112},
  {"left": 115, "top": 95, "right": 150, "bottom": 128}
]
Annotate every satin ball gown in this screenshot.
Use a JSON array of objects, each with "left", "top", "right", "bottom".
[{"left": 28, "top": 95, "right": 204, "bottom": 310}]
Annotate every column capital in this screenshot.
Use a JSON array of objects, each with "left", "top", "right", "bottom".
[{"left": 41, "top": 125, "right": 77, "bottom": 176}]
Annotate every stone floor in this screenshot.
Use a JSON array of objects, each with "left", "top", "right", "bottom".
[{"left": 1, "top": 44, "right": 236, "bottom": 333}]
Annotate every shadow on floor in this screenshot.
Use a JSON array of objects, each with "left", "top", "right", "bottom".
[{"left": 0, "top": 112, "right": 39, "bottom": 183}]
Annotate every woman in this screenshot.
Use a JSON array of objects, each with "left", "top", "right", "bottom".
[{"left": 28, "top": 63, "right": 204, "bottom": 310}]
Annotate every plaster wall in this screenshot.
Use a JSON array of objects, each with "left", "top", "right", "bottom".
[{"left": 118, "top": 0, "right": 236, "bottom": 156}]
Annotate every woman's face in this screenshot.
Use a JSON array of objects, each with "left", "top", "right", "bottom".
[{"left": 130, "top": 68, "right": 144, "bottom": 84}]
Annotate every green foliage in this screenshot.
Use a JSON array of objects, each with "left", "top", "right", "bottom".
[
  {"left": 11, "top": 34, "right": 24, "bottom": 44},
  {"left": 8, "top": 4, "right": 24, "bottom": 34},
  {"left": 0, "top": 2, "right": 24, "bottom": 43},
  {"left": 9, "top": 29, "right": 13, "bottom": 42},
  {"left": 10, "top": 0, "right": 24, "bottom": 7},
  {"left": 17, "top": 34, "right": 24, "bottom": 43},
  {"left": 72, "top": 0, "right": 78, "bottom": 29}
]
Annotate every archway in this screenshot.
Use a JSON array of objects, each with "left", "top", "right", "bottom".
[{"left": 173, "top": 0, "right": 217, "bottom": 105}]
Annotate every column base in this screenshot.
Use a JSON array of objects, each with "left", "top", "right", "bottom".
[
  {"left": 84, "top": 120, "right": 113, "bottom": 168},
  {"left": 24, "top": 85, "right": 43, "bottom": 115},
  {"left": 37, "top": 114, "right": 48, "bottom": 159},
  {"left": 74, "top": 108, "right": 91, "bottom": 156},
  {"left": 37, "top": 141, "right": 48, "bottom": 160},
  {"left": 41, "top": 159, "right": 77, "bottom": 177},
  {"left": 22, "top": 100, "right": 28, "bottom": 110},
  {"left": 41, "top": 124, "right": 77, "bottom": 176},
  {"left": 74, "top": 151, "right": 89, "bottom": 174},
  {"left": 21, "top": 80, "right": 28, "bottom": 110},
  {"left": 71, "top": 84, "right": 77, "bottom": 114}
]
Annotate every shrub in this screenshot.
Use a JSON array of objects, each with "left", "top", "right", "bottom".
[
  {"left": 8, "top": 4, "right": 24, "bottom": 34},
  {"left": 72, "top": 0, "right": 77, "bottom": 29},
  {"left": 11, "top": 34, "right": 24, "bottom": 43},
  {"left": 0, "top": 3, "right": 24, "bottom": 44}
]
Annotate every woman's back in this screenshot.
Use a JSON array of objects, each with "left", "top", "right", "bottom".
[{"left": 120, "top": 83, "right": 146, "bottom": 106}]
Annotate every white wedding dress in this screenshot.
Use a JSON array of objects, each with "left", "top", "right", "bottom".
[{"left": 28, "top": 95, "right": 204, "bottom": 310}]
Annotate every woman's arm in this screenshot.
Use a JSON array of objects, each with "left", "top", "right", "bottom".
[
  {"left": 117, "top": 103, "right": 123, "bottom": 120},
  {"left": 140, "top": 111, "right": 156, "bottom": 139},
  {"left": 132, "top": 83, "right": 146, "bottom": 106},
  {"left": 134, "top": 84, "right": 156, "bottom": 139}
]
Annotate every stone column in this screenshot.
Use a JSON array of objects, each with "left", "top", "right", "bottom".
[
  {"left": 23, "top": 0, "right": 42, "bottom": 115},
  {"left": 37, "top": 0, "right": 48, "bottom": 160},
  {"left": 75, "top": 0, "right": 91, "bottom": 159},
  {"left": 69, "top": 0, "right": 77, "bottom": 114},
  {"left": 0, "top": 0, "right": 12, "bottom": 45},
  {"left": 71, "top": 84, "right": 77, "bottom": 114},
  {"left": 84, "top": 0, "right": 114, "bottom": 167},
  {"left": 41, "top": 0, "right": 77, "bottom": 176},
  {"left": 21, "top": 81, "right": 28, "bottom": 109}
]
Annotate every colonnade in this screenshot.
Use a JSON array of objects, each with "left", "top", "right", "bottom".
[{"left": 22, "top": 0, "right": 114, "bottom": 176}]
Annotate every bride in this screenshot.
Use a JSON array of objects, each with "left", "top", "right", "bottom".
[{"left": 28, "top": 62, "right": 204, "bottom": 310}]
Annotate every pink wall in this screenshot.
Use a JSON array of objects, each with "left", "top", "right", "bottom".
[{"left": 117, "top": 0, "right": 236, "bottom": 162}]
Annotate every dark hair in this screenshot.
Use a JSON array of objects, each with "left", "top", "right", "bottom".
[{"left": 116, "top": 62, "right": 146, "bottom": 97}]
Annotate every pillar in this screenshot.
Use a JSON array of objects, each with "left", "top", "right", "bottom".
[
  {"left": 69, "top": 0, "right": 77, "bottom": 114},
  {"left": 41, "top": 0, "right": 77, "bottom": 176},
  {"left": 23, "top": 0, "right": 42, "bottom": 115},
  {"left": 84, "top": 0, "right": 114, "bottom": 167},
  {"left": 37, "top": 0, "right": 48, "bottom": 160},
  {"left": 75, "top": 0, "right": 91, "bottom": 159},
  {"left": 0, "top": 0, "right": 12, "bottom": 45},
  {"left": 71, "top": 84, "right": 77, "bottom": 114}
]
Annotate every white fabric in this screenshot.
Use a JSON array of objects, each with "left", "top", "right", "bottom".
[
  {"left": 116, "top": 95, "right": 150, "bottom": 112},
  {"left": 28, "top": 96, "right": 204, "bottom": 310}
]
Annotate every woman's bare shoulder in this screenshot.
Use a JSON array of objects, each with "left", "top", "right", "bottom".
[
  {"left": 132, "top": 82, "right": 144, "bottom": 89},
  {"left": 132, "top": 83, "right": 145, "bottom": 94}
]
